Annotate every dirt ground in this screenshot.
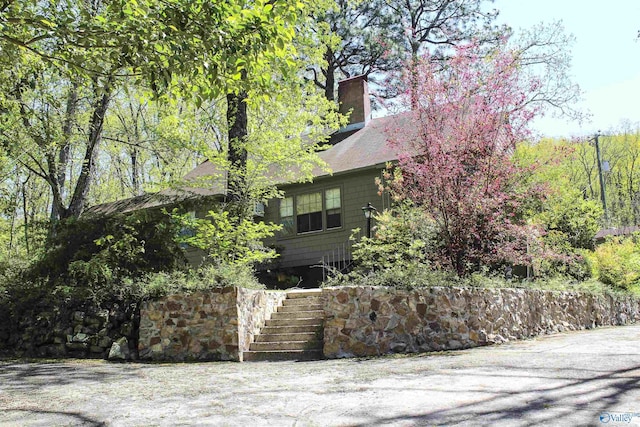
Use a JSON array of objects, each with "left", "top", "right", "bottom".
[{"left": 1, "top": 324, "right": 640, "bottom": 426}]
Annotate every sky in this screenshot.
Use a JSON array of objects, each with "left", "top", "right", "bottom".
[{"left": 493, "top": 0, "right": 640, "bottom": 138}]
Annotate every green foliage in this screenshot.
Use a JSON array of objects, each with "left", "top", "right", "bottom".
[
  {"left": 536, "top": 190, "right": 602, "bottom": 250},
  {"left": 323, "top": 203, "right": 448, "bottom": 289},
  {"left": 516, "top": 129, "right": 640, "bottom": 230},
  {"left": 590, "top": 236, "right": 640, "bottom": 291},
  {"left": 323, "top": 262, "right": 610, "bottom": 295},
  {"left": 176, "top": 208, "right": 281, "bottom": 266},
  {"left": 323, "top": 264, "right": 456, "bottom": 290},
  {"left": 138, "top": 264, "right": 264, "bottom": 299},
  {"left": 22, "top": 210, "right": 186, "bottom": 305},
  {"left": 350, "top": 202, "right": 439, "bottom": 273}
]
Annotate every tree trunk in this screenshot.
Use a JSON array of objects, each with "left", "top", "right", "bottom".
[
  {"left": 50, "top": 82, "right": 78, "bottom": 221},
  {"left": 21, "top": 177, "right": 30, "bottom": 255},
  {"left": 131, "top": 147, "right": 140, "bottom": 195},
  {"left": 66, "top": 78, "right": 113, "bottom": 218},
  {"left": 324, "top": 48, "right": 336, "bottom": 102},
  {"left": 226, "top": 86, "right": 248, "bottom": 210}
]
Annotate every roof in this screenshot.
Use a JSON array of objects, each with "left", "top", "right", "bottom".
[
  {"left": 594, "top": 226, "right": 640, "bottom": 241},
  {"left": 315, "top": 113, "right": 407, "bottom": 176},
  {"left": 181, "top": 112, "right": 408, "bottom": 183},
  {"left": 82, "top": 187, "right": 221, "bottom": 216},
  {"left": 83, "top": 112, "right": 407, "bottom": 216}
]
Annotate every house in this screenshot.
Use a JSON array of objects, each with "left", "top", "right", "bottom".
[
  {"left": 84, "top": 75, "right": 405, "bottom": 287},
  {"left": 594, "top": 226, "right": 640, "bottom": 245}
]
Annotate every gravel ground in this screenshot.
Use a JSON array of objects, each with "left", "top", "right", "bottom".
[{"left": 1, "top": 324, "right": 640, "bottom": 426}]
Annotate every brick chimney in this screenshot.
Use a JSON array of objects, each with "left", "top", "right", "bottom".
[{"left": 337, "top": 75, "right": 371, "bottom": 132}]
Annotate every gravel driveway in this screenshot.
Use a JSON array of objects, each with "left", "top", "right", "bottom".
[{"left": 1, "top": 324, "right": 640, "bottom": 426}]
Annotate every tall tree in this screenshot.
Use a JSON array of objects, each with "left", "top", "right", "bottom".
[
  {"left": 386, "top": 42, "right": 545, "bottom": 276},
  {"left": 315, "top": 1, "right": 581, "bottom": 120},
  {"left": 0, "top": 0, "right": 335, "bottom": 221},
  {"left": 313, "top": 0, "right": 503, "bottom": 101},
  {"left": 387, "top": 0, "right": 500, "bottom": 61},
  {"left": 508, "top": 22, "right": 583, "bottom": 120},
  {"left": 310, "top": 0, "right": 402, "bottom": 101}
]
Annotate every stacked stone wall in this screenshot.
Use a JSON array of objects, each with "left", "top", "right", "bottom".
[
  {"left": 138, "top": 288, "right": 285, "bottom": 361},
  {"left": 0, "top": 300, "right": 138, "bottom": 360},
  {"left": 237, "top": 288, "right": 286, "bottom": 359},
  {"left": 322, "top": 286, "right": 640, "bottom": 358}
]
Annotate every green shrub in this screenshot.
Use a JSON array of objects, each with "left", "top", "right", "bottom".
[
  {"left": 349, "top": 202, "right": 439, "bottom": 273},
  {"left": 591, "top": 236, "right": 640, "bottom": 290},
  {"left": 175, "top": 208, "right": 281, "bottom": 266},
  {"left": 323, "top": 264, "right": 456, "bottom": 289},
  {"left": 27, "top": 210, "right": 186, "bottom": 289},
  {"left": 138, "top": 263, "right": 264, "bottom": 298}
]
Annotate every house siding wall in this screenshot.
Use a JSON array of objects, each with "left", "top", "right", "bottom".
[{"left": 263, "top": 168, "right": 390, "bottom": 269}]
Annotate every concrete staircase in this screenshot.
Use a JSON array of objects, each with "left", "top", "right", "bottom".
[{"left": 243, "top": 289, "right": 325, "bottom": 362}]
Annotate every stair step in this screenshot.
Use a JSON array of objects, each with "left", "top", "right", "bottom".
[
  {"left": 250, "top": 341, "right": 322, "bottom": 351},
  {"left": 283, "top": 297, "right": 324, "bottom": 306},
  {"left": 246, "top": 290, "right": 325, "bottom": 362},
  {"left": 286, "top": 289, "right": 323, "bottom": 298},
  {"left": 261, "top": 325, "right": 321, "bottom": 334},
  {"left": 271, "top": 310, "right": 324, "bottom": 320},
  {"left": 243, "top": 350, "right": 323, "bottom": 362},
  {"left": 265, "top": 317, "right": 322, "bottom": 327},
  {"left": 278, "top": 304, "right": 324, "bottom": 313},
  {"left": 255, "top": 332, "right": 318, "bottom": 342}
]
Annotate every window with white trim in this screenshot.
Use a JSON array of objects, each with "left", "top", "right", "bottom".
[
  {"left": 279, "top": 187, "right": 342, "bottom": 236},
  {"left": 325, "top": 188, "right": 342, "bottom": 229},
  {"left": 279, "top": 197, "right": 295, "bottom": 236},
  {"left": 296, "top": 192, "right": 323, "bottom": 233}
]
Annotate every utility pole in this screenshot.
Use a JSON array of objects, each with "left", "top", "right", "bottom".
[{"left": 593, "top": 132, "right": 609, "bottom": 226}]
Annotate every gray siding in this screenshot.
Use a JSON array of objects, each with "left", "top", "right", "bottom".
[{"left": 263, "top": 168, "right": 391, "bottom": 269}]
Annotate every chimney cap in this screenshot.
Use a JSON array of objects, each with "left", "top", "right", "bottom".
[{"left": 338, "top": 74, "right": 369, "bottom": 85}]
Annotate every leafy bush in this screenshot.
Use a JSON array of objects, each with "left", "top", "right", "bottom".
[
  {"left": 137, "top": 263, "right": 264, "bottom": 298},
  {"left": 535, "top": 192, "right": 602, "bottom": 250},
  {"left": 322, "top": 201, "right": 609, "bottom": 294},
  {"left": 323, "top": 264, "right": 456, "bottom": 289},
  {"left": 349, "top": 202, "right": 439, "bottom": 273},
  {"left": 28, "top": 210, "right": 184, "bottom": 283},
  {"left": 175, "top": 208, "right": 281, "bottom": 266},
  {"left": 590, "top": 236, "right": 640, "bottom": 291},
  {"left": 530, "top": 231, "right": 593, "bottom": 282},
  {"left": 0, "top": 209, "right": 188, "bottom": 310}
]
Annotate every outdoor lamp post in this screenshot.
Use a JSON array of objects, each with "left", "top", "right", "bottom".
[{"left": 361, "top": 202, "right": 377, "bottom": 238}]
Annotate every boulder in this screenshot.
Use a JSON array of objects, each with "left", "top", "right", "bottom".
[{"left": 108, "top": 337, "right": 130, "bottom": 361}]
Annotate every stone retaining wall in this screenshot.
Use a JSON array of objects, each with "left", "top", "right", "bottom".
[
  {"left": 0, "top": 301, "right": 138, "bottom": 360},
  {"left": 138, "top": 288, "right": 285, "bottom": 361},
  {"left": 237, "top": 288, "right": 286, "bottom": 359},
  {"left": 322, "top": 286, "right": 640, "bottom": 358}
]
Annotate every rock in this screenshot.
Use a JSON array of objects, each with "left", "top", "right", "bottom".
[
  {"left": 390, "top": 342, "right": 407, "bottom": 352},
  {"left": 66, "top": 342, "right": 88, "bottom": 351},
  {"left": 98, "top": 336, "right": 113, "bottom": 348},
  {"left": 108, "top": 337, "right": 130, "bottom": 361},
  {"left": 72, "top": 333, "right": 89, "bottom": 343},
  {"left": 447, "top": 340, "right": 463, "bottom": 350},
  {"left": 384, "top": 314, "right": 401, "bottom": 331},
  {"left": 90, "top": 345, "right": 104, "bottom": 354}
]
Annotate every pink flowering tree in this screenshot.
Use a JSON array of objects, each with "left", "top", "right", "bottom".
[{"left": 386, "top": 42, "right": 548, "bottom": 276}]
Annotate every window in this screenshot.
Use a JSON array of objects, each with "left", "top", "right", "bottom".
[
  {"left": 280, "top": 197, "right": 295, "bottom": 236},
  {"left": 179, "top": 211, "right": 197, "bottom": 248},
  {"left": 297, "top": 192, "right": 322, "bottom": 233},
  {"left": 279, "top": 188, "right": 342, "bottom": 236},
  {"left": 325, "top": 188, "right": 342, "bottom": 229}
]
